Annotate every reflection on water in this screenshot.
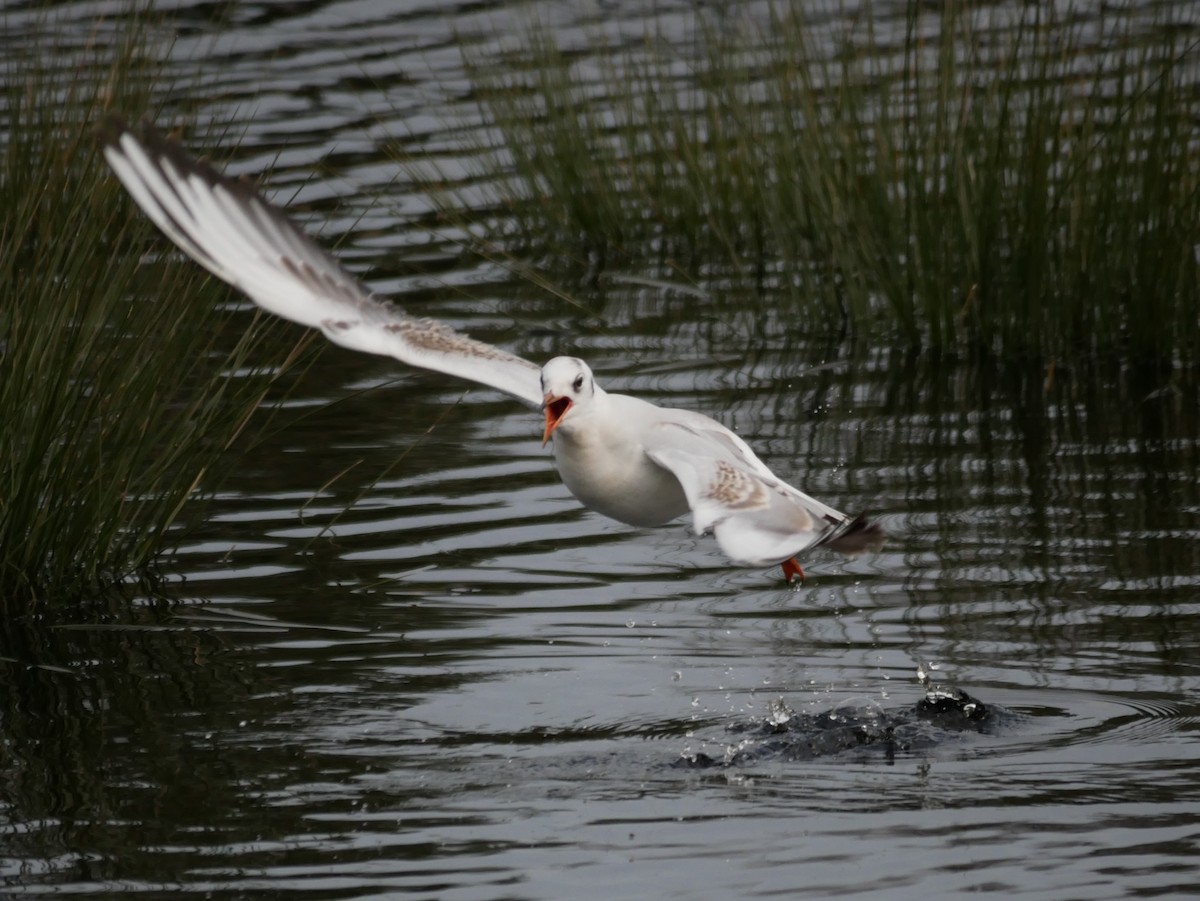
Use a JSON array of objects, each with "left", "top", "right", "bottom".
[{"left": 4, "top": 0, "right": 1200, "bottom": 898}]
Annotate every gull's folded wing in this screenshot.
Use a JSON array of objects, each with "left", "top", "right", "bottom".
[{"left": 645, "top": 418, "right": 878, "bottom": 566}]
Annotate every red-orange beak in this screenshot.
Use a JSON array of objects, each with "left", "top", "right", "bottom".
[{"left": 542, "top": 394, "right": 572, "bottom": 446}]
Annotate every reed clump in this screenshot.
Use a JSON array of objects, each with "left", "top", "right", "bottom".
[
  {"left": 442, "top": 0, "right": 1199, "bottom": 360},
  {"left": 0, "top": 12, "right": 305, "bottom": 603}
]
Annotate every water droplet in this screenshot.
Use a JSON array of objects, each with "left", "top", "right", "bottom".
[{"left": 767, "top": 697, "right": 794, "bottom": 726}]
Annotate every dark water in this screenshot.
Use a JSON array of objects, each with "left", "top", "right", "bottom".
[{"left": 4, "top": 1, "right": 1200, "bottom": 897}]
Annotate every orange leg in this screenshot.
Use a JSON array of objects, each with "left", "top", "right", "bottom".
[{"left": 781, "top": 558, "right": 805, "bottom": 584}]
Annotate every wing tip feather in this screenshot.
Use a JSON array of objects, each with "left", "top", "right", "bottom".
[{"left": 820, "top": 513, "right": 886, "bottom": 555}]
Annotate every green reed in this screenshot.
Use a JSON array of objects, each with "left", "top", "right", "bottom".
[
  {"left": 0, "top": 11, "right": 306, "bottom": 603},
  {"left": 437, "top": 1, "right": 1198, "bottom": 360}
]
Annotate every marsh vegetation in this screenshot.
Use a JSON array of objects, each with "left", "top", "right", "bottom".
[
  {"left": 0, "top": 11, "right": 306, "bottom": 603},
  {"left": 421, "top": 1, "right": 1199, "bottom": 362}
]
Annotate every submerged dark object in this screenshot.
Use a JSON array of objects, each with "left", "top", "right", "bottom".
[
  {"left": 914, "top": 686, "right": 990, "bottom": 724},
  {"left": 677, "top": 686, "right": 998, "bottom": 769}
]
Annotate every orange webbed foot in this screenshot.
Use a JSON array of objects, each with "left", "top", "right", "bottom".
[{"left": 781, "top": 558, "right": 805, "bottom": 584}]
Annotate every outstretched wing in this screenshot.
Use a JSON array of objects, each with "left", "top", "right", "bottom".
[
  {"left": 98, "top": 116, "right": 543, "bottom": 409},
  {"left": 645, "top": 416, "right": 880, "bottom": 566}
]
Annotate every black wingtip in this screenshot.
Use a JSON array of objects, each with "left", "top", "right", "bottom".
[
  {"left": 94, "top": 111, "right": 130, "bottom": 148},
  {"left": 821, "top": 513, "right": 885, "bottom": 555},
  {"left": 94, "top": 114, "right": 174, "bottom": 159},
  {"left": 95, "top": 115, "right": 261, "bottom": 205}
]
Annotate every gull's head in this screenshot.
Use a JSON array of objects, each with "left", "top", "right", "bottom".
[{"left": 540, "top": 356, "right": 597, "bottom": 446}]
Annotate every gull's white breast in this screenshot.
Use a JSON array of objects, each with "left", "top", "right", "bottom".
[{"left": 549, "top": 393, "right": 689, "bottom": 527}]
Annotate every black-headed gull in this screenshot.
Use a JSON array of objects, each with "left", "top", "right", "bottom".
[{"left": 99, "top": 117, "right": 882, "bottom": 582}]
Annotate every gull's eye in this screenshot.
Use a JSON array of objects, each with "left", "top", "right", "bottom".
[{"left": 573, "top": 374, "right": 585, "bottom": 393}]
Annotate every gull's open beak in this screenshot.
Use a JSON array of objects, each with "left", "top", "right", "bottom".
[{"left": 542, "top": 394, "right": 572, "bottom": 446}]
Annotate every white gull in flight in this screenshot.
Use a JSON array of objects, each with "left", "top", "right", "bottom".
[{"left": 99, "top": 117, "right": 882, "bottom": 582}]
